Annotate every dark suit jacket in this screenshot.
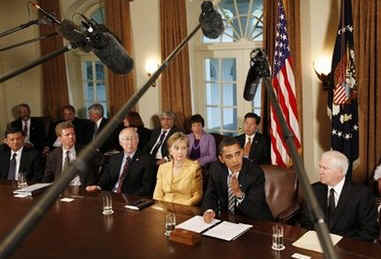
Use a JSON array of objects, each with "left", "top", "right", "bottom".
[
  {"left": 202, "top": 159, "right": 273, "bottom": 221},
  {"left": 43, "top": 146, "right": 101, "bottom": 186},
  {"left": 236, "top": 132, "right": 269, "bottom": 165},
  {"left": 0, "top": 145, "right": 43, "bottom": 184},
  {"left": 92, "top": 118, "right": 117, "bottom": 153},
  {"left": 143, "top": 127, "right": 178, "bottom": 158},
  {"left": 98, "top": 151, "right": 155, "bottom": 196},
  {"left": 300, "top": 181, "right": 379, "bottom": 242},
  {"left": 48, "top": 117, "right": 94, "bottom": 148},
  {"left": 10, "top": 117, "right": 47, "bottom": 152}
]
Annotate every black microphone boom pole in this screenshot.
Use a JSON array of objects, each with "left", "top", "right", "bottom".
[
  {"left": 0, "top": 32, "right": 58, "bottom": 52},
  {"left": 0, "top": 12, "right": 213, "bottom": 258},
  {"left": 0, "top": 19, "right": 41, "bottom": 38},
  {"left": 250, "top": 49, "right": 338, "bottom": 259}
]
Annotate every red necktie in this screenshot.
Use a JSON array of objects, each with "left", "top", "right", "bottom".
[{"left": 116, "top": 157, "right": 131, "bottom": 193}]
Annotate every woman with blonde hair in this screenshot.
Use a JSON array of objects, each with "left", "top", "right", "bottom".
[{"left": 153, "top": 132, "right": 202, "bottom": 206}]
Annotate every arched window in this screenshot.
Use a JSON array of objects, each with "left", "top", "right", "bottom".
[
  {"left": 197, "top": 0, "right": 263, "bottom": 135},
  {"left": 81, "top": 6, "right": 108, "bottom": 117}
]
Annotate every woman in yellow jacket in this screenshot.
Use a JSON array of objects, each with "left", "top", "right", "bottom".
[{"left": 153, "top": 132, "right": 202, "bottom": 206}]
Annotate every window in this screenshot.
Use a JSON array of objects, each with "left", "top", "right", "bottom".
[
  {"left": 82, "top": 61, "right": 107, "bottom": 114},
  {"left": 200, "top": 0, "right": 263, "bottom": 135},
  {"left": 81, "top": 6, "right": 108, "bottom": 116},
  {"left": 205, "top": 58, "right": 237, "bottom": 135}
]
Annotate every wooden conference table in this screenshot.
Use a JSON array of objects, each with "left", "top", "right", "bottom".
[{"left": 0, "top": 182, "right": 379, "bottom": 259}]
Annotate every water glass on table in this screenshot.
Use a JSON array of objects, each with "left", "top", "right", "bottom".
[
  {"left": 272, "top": 223, "right": 285, "bottom": 251},
  {"left": 17, "top": 172, "right": 28, "bottom": 189},
  {"left": 101, "top": 192, "right": 114, "bottom": 215},
  {"left": 164, "top": 213, "right": 176, "bottom": 237}
]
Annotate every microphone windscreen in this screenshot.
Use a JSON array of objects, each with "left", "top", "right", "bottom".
[
  {"left": 57, "top": 19, "right": 92, "bottom": 52},
  {"left": 243, "top": 49, "right": 271, "bottom": 101},
  {"left": 91, "top": 32, "right": 134, "bottom": 74},
  {"left": 244, "top": 66, "right": 261, "bottom": 101},
  {"left": 199, "top": 1, "right": 224, "bottom": 39}
]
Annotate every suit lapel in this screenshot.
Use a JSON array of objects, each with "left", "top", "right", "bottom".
[
  {"left": 221, "top": 165, "right": 229, "bottom": 199},
  {"left": 57, "top": 148, "right": 63, "bottom": 176},
  {"left": 317, "top": 184, "right": 328, "bottom": 218},
  {"left": 330, "top": 181, "right": 350, "bottom": 229},
  {"left": 115, "top": 153, "right": 124, "bottom": 178},
  {"left": 2, "top": 149, "right": 11, "bottom": 178}
]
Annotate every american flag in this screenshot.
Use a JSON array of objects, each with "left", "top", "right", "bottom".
[
  {"left": 329, "top": 0, "right": 358, "bottom": 179},
  {"left": 270, "top": 0, "right": 302, "bottom": 168}
]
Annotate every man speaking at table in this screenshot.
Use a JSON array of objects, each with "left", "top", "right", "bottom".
[
  {"left": 202, "top": 137, "right": 273, "bottom": 222},
  {"left": 301, "top": 151, "right": 379, "bottom": 242}
]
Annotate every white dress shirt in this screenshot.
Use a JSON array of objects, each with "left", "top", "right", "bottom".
[
  {"left": 10, "top": 146, "right": 24, "bottom": 180},
  {"left": 62, "top": 146, "right": 81, "bottom": 186},
  {"left": 22, "top": 119, "right": 31, "bottom": 144},
  {"left": 327, "top": 177, "right": 345, "bottom": 207}
]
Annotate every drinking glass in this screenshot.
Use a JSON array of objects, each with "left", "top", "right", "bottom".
[
  {"left": 17, "top": 172, "right": 28, "bottom": 189},
  {"left": 101, "top": 192, "right": 114, "bottom": 215},
  {"left": 272, "top": 224, "right": 285, "bottom": 251},
  {"left": 164, "top": 213, "right": 176, "bottom": 237}
]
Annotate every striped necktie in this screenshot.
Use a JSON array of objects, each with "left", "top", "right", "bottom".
[{"left": 228, "top": 173, "right": 235, "bottom": 214}]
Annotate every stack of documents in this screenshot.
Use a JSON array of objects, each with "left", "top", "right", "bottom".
[
  {"left": 13, "top": 183, "right": 52, "bottom": 197},
  {"left": 175, "top": 215, "right": 252, "bottom": 241}
]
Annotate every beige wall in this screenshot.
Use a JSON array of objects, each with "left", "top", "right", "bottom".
[
  {"left": 300, "top": 0, "right": 340, "bottom": 181},
  {"left": 0, "top": 0, "right": 43, "bottom": 137},
  {"left": 0, "top": 0, "right": 341, "bottom": 182}
]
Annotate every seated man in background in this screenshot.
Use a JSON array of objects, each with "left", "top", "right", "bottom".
[
  {"left": 143, "top": 111, "right": 179, "bottom": 166},
  {"left": 202, "top": 137, "right": 273, "bottom": 222},
  {"left": 300, "top": 151, "right": 379, "bottom": 242},
  {"left": 0, "top": 127, "right": 43, "bottom": 184},
  {"left": 48, "top": 105, "right": 94, "bottom": 148},
  {"left": 44, "top": 121, "right": 100, "bottom": 186},
  {"left": 88, "top": 103, "right": 116, "bottom": 153},
  {"left": 235, "top": 112, "right": 268, "bottom": 165},
  {"left": 86, "top": 127, "right": 155, "bottom": 196},
  {"left": 9, "top": 103, "right": 48, "bottom": 154}
]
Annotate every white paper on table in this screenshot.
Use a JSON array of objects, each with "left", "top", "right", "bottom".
[
  {"left": 292, "top": 230, "right": 342, "bottom": 253},
  {"left": 175, "top": 215, "right": 221, "bottom": 233},
  {"left": 202, "top": 221, "right": 252, "bottom": 241},
  {"left": 13, "top": 183, "right": 52, "bottom": 194}
]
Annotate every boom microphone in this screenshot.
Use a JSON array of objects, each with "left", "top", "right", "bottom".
[
  {"left": 243, "top": 48, "right": 271, "bottom": 101},
  {"left": 31, "top": 2, "right": 61, "bottom": 25},
  {"left": 199, "top": 1, "right": 224, "bottom": 39},
  {"left": 57, "top": 19, "right": 92, "bottom": 52},
  {"left": 90, "top": 31, "right": 134, "bottom": 74},
  {"left": 59, "top": 16, "right": 133, "bottom": 74}
]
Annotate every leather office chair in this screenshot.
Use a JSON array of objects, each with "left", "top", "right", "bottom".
[{"left": 261, "top": 165, "right": 301, "bottom": 223}]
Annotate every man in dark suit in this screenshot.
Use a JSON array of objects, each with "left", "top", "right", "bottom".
[
  {"left": 48, "top": 105, "right": 94, "bottom": 148},
  {"left": 301, "top": 151, "right": 379, "bottom": 242},
  {"left": 86, "top": 127, "right": 155, "bottom": 196},
  {"left": 44, "top": 121, "right": 100, "bottom": 186},
  {"left": 0, "top": 127, "right": 43, "bottom": 184},
  {"left": 236, "top": 112, "right": 268, "bottom": 165},
  {"left": 143, "top": 111, "right": 179, "bottom": 166},
  {"left": 88, "top": 103, "right": 115, "bottom": 153},
  {"left": 9, "top": 103, "right": 48, "bottom": 153},
  {"left": 202, "top": 137, "right": 273, "bottom": 222}
]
